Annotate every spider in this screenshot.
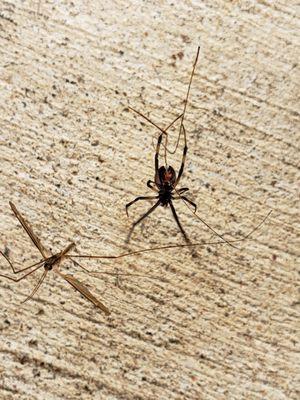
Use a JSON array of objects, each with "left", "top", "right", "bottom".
[
  {"left": 126, "top": 47, "right": 238, "bottom": 249},
  {"left": 126, "top": 48, "right": 200, "bottom": 244}
]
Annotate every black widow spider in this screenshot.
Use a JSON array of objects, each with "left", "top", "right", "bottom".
[
  {"left": 125, "top": 48, "right": 200, "bottom": 244},
  {"left": 126, "top": 47, "right": 236, "bottom": 248}
]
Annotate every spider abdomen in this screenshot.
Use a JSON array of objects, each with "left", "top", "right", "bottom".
[{"left": 155, "top": 166, "right": 176, "bottom": 187}]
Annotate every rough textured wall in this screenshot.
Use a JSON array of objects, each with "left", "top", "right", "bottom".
[{"left": 0, "top": 1, "right": 299, "bottom": 399}]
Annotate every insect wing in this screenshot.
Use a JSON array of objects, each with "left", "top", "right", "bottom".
[
  {"left": 61, "top": 273, "right": 110, "bottom": 315},
  {"left": 9, "top": 202, "right": 50, "bottom": 259}
]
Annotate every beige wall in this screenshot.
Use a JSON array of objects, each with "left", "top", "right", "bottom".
[{"left": 0, "top": 1, "right": 298, "bottom": 399}]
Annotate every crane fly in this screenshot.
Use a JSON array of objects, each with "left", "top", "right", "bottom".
[
  {"left": 1, "top": 202, "right": 272, "bottom": 313},
  {"left": 0, "top": 202, "right": 110, "bottom": 315}
]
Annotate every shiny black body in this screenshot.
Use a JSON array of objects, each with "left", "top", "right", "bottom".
[{"left": 126, "top": 130, "right": 197, "bottom": 243}]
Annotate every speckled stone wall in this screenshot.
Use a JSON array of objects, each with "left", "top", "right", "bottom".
[{"left": 0, "top": 1, "right": 299, "bottom": 399}]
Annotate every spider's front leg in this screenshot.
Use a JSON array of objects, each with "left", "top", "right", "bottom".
[
  {"left": 155, "top": 133, "right": 163, "bottom": 175},
  {"left": 174, "top": 125, "right": 188, "bottom": 188}
]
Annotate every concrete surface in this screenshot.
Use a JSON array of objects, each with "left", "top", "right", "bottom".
[{"left": 0, "top": 1, "right": 299, "bottom": 399}]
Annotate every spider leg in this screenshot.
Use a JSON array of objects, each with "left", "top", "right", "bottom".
[
  {"left": 174, "top": 124, "right": 187, "bottom": 187},
  {"left": 169, "top": 47, "right": 200, "bottom": 156},
  {"left": 163, "top": 113, "right": 185, "bottom": 166},
  {"left": 155, "top": 133, "right": 163, "bottom": 174},
  {"left": 126, "top": 200, "right": 161, "bottom": 242},
  {"left": 147, "top": 180, "right": 158, "bottom": 192},
  {"left": 126, "top": 196, "right": 158, "bottom": 217},
  {"left": 169, "top": 201, "right": 191, "bottom": 243},
  {"left": 177, "top": 187, "right": 189, "bottom": 194},
  {"left": 131, "top": 200, "right": 161, "bottom": 228},
  {"left": 173, "top": 195, "right": 197, "bottom": 212}
]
